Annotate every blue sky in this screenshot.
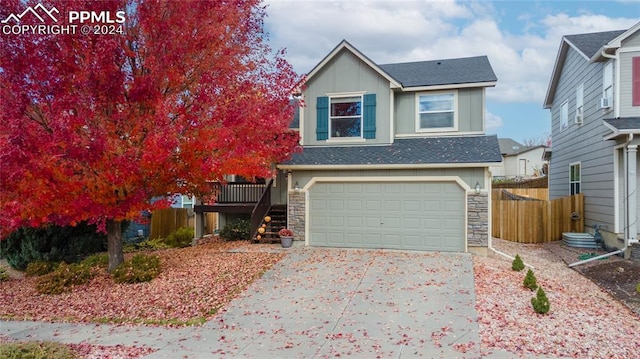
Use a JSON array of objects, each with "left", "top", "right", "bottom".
[{"left": 263, "top": 0, "right": 639, "bottom": 145}]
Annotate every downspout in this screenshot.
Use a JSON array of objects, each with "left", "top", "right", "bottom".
[
  {"left": 569, "top": 134, "right": 635, "bottom": 267},
  {"left": 486, "top": 167, "right": 535, "bottom": 268}
]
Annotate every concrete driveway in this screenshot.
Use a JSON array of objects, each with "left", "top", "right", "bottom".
[{"left": 1, "top": 247, "right": 481, "bottom": 358}]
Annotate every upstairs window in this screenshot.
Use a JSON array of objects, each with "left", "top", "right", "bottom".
[
  {"left": 560, "top": 100, "right": 569, "bottom": 130},
  {"left": 316, "top": 94, "right": 376, "bottom": 141},
  {"left": 330, "top": 96, "right": 362, "bottom": 138},
  {"left": 570, "top": 163, "right": 581, "bottom": 195},
  {"left": 417, "top": 92, "right": 456, "bottom": 131},
  {"left": 603, "top": 62, "right": 613, "bottom": 106}
]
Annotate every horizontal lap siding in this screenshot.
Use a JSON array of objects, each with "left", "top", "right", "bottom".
[{"left": 549, "top": 47, "right": 615, "bottom": 230}]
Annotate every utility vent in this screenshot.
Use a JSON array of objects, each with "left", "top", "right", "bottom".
[
  {"left": 574, "top": 114, "right": 583, "bottom": 125},
  {"left": 600, "top": 97, "right": 611, "bottom": 109}
]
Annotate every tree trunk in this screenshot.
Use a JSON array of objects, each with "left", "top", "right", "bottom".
[{"left": 106, "top": 220, "right": 125, "bottom": 272}]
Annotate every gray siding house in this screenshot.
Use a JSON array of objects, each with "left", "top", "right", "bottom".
[
  {"left": 277, "top": 40, "right": 501, "bottom": 254},
  {"left": 543, "top": 22, "right": 640, "bottom": 256}
]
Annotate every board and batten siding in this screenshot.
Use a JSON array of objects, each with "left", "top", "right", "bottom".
[
  {"left": 302, "top": 50, "right": 391, "bottom": 146},
  {"left": 291, "top": 168, "right": 486, "bottom": 191},
  {"left": 548, "top": 47, "right": 616, "bottom": 230},
  {"left": 393, "top": 88, "right": 484, "bottom": 136}
]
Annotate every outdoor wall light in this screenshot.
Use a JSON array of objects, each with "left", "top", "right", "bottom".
[
  {"left": 294, "top": 181, "right": 299, "bottom": 191},
  {"left": 475, "top": 182, "right": 481, "bottom": 195}
]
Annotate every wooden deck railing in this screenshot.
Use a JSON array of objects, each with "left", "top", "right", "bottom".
[{"left": 212, "top": 182, "right": 267, "bottom": 203}]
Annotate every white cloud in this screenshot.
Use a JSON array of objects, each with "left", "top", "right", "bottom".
[
  {"left": 485, "top": 111, "right": 503, "bottom": 133},
  {"left": 264, "top": 0, "right": 638, "bottom": 107}
]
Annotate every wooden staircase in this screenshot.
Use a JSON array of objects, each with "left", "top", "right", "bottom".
[{"left": 253, "top": 205, "right": 287, "bottom": 243}]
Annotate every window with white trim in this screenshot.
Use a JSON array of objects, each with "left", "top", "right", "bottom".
[
  {"left": 603, "top": 62, "right": 613, "bottom": 106},
  {"left": 330, "top": 95, "right": 362, "bottom": 138},
  {"left": 416, "top": 92, "right": 456, "bottom": 131},
  {"left": 560, "top": 100, "right": 568, "bottom": 130},
  {"left": 575, "top": 84, "right": 583, "bottom": 122},
  {"left": 570, "top": 163, "right": 581, "bottom": 195}
]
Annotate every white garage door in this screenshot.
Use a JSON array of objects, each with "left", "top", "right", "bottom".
[{"left": 308, "top": 181, "right": 465, "bottom": 252}]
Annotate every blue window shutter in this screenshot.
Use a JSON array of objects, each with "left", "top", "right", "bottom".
[
  {"left": 363, "top": 94, "right": 376, "bottom": 139},
  {"left": 316, "top": 96, "right": 329, "bottom": 140}
]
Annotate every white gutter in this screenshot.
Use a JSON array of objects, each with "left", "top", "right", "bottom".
[{"left": 485, "top": 167, "right": 535, "bottom": 269}]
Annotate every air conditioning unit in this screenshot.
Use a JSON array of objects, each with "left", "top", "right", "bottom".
[
  {"left": 600, "top": 97, "right": 611, "bottom": 109},
  {"left": 574, "top": 114, "right": 583, "bottom": 125}
]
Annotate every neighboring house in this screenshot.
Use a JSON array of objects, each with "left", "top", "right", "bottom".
[
  {"left": 491, "top": 138, "right": 548, "bottom": 180},
  {"left": 543, "top": 22, "right": 640, "bottom": 256},
  {"left": 196, "top": 40, "right": 501, "bottom": 254}
]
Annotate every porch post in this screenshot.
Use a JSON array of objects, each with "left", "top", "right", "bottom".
[
  {"left": 627, "top": 145, "right": 637, "bottom": 257},
  {"left": 194, "top": 198, "right": 204, "bottom": 241}
]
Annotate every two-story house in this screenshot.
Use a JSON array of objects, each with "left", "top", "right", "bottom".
[
  {"left": 195, "top": 40, "right": 501, "bottom": 253},
  {"left": 270, "top": 40, "right": 501, "bottom": 254},
  {"left": 543, "top": 22, "right": 640, "bottom": 257}
]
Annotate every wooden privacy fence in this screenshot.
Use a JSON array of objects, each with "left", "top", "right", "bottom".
[
  {"left": 492, "top": 192, "right": 584, "bottom": 243},
  {"left": 149, "top": 208, "right": 216, "bottom": 239},
  {"left": 492, "top": 188, "right": 548, "bottom": 201}
]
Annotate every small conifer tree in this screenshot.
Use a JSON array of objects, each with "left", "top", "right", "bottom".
[
  {"left": 512, "top": 254, "right": 525, "bottom": 271},
  {"left": 523, "top": 269, "right": 538, "bottom": 290},
  {"left": 531, "top": 287, "right": 550, "bottom": 314}
]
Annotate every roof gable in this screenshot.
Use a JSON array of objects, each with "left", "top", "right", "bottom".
[
  {"left": 565, "top": 30, "right": 626, "bottom": 59},
  {"left": 544, "top": 29, "right": 626, "bottom": 108},
  {"left": 305, "top": 40, "right": 401, "bottom": 89}
]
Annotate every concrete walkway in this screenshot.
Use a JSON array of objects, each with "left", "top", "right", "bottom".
[{"left": 1, "top": 247, "right": 483, "bottom": 358}]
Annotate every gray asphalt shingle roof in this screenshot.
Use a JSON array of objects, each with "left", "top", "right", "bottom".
[
  {"left": 498, "top": 138, "right": 524, "bottom": 155},
  {"left": 565, "top": 30, "right": 625, "bottom": 58},
  {"left": 379, "top": 56, "right": 497, "bottom": 87},
  {"left": 282, "top": 135, "right": 502, "bottom": 166},
  {"left": 604, "top": 117, "right": 640, "bottom": 130}
]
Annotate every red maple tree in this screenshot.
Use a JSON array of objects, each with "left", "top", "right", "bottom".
[{"left": 0, "top": 0, "right": 301, "bottom": 270}]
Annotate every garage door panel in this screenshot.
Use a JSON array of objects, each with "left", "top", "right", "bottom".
[
  {"left": 365, "top": 233, "right": 383, "bottom": 246},
  {"left": 403, "top": 200, "right": 421, "bottom": 211},
  {"left": 347, "top": 216, "right": 363, "bottom": 229},
  {"left": 403, "top": 218, "right": 420, "bottom": 229},
  {"left": 384, "top": 200, "right": 401, "bottom": 211},
  {"left": 345, "top": 233, "right": 363, "bottom": 246},
  {"left": 328, "top": 216, "right": 345, "bottom": 226},
  {"left": 309, "top": 181, "right": 465, "bottom": 252},
  {"left": 366, "top": 200, "right": 382, "bottom": 211}
]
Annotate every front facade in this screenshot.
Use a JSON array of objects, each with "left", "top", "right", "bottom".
[
  {"left": 277, "top": 40, "right": 501, "bottom": 254},
  {"left": 544, "top": 22, "right": 640, "bottom": 255}
]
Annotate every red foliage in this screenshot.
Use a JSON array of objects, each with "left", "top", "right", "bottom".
[{"left": 0, "top": 0, "right": 301, "bottom": 236}]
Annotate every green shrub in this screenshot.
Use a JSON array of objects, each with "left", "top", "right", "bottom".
[
  {"left": 0, "top": 222, "right": 107, "bottom": 270},
  {"left": 531, "top": 286, "right": 551, "bottom": 314},
  {"left": 0, "top": 267, "right": 8, "bottom": 282},
  {"left": 0, "top": 341, "right": 80, "bottom": 359},
  {"left": 25, "top": 261, "right": 58, "bottom": 277},
  {"left": 80, "top": 253, "right": 109, "bottom": 268},
  {"left": 636, "top": 282, "right": 640, "bottom": 294},
  {"left": 112, "top": 254, "right": 161, "bottom": 284},
  {"left": 35, "top": 262, "right": 94, "bottom": 295},
  {"left": 512, "top": 254, "right": 525, "bottom": 271},
  {"left": 219, "top": 219, "right": 251, "bottom": 241},
  {"left": 165, "top": 227, "right": 194, "bottom": 248},
  {"left": 523, "top": 269, "right": 538, "bottom": 290}
]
